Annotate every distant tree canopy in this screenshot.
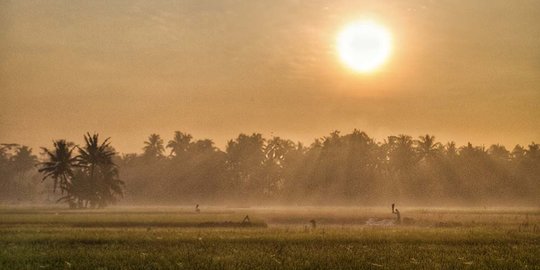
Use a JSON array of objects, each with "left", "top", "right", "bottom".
[
  {"left": 0, "top": 143, "right": 40, "bottom": 202},
  {"left": 118, "top": 130, "right": 540, "bottom": 206},
  {"left": 0, "top": 130, "right": 539, "bottom": 207}
]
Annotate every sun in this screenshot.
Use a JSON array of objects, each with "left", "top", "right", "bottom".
[{"left": 337, "top": 20, "right": 392, "bottom": 73}]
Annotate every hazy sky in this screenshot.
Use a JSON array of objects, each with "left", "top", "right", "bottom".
[{"left": 1, "top": 0, "right": 539, "bottom": 153}]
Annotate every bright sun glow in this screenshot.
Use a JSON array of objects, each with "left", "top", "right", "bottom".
[{"left": 337, "top": 20, "right": 392, "bottom": 73}]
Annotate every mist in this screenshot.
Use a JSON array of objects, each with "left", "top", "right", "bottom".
[
  {"left": 1, "top": 130, "right": 538, "bottom": 208},
  {"left": 2, "top": 1, "right": 540, "bottom": 269}
]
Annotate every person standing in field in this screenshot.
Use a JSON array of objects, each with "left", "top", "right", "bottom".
[{"left": 392, "top": 203, "right": 401, "bottom": 224}]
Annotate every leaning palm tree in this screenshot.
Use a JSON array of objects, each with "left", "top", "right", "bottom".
[{"left": 39, "top": 140, "right": 78, "bottom": 195}]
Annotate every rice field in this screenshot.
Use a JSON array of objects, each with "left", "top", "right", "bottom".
[{"left": 0, "top": 206, "right": 539, "bottom": 269}]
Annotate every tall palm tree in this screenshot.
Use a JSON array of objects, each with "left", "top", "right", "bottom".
[
  {"left": 78, "top": 133, "right": 120, "bottom": 208},
  {"left": 416, "top": 134, "right": 442, "bottom": 160},
  {"left": 39, "top": 140, "right": 78, "bottom": 194},
  {"left": 78, "top": 133, "right": 115, "bottom": 179},
  {"left": 166, "top": 131, "right": 192, "bottom": 157},
  {"left": 143, "top": 134, "right": 165, "bottom": 159}
]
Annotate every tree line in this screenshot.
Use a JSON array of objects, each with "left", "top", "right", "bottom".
[
  {"left": 1, "top": 133, "right": 123, "bottom": 208},
  {"left": 122, "top": 130, "right": 539, "bottom": 206},
  {"left": 1, "top": 130, "right": 539, "bottom": 207}
]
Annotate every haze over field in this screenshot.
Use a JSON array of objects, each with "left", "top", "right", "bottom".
[
  {"left": 1, "top": 0, "right": 539, "bottom": 153},
  {"left": 0, "top": 2, "right": 539, "bottom": 269}
]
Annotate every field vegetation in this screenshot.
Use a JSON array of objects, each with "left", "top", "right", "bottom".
[{"left": 1, "top": 207, "right": 538, "bottom": 269}]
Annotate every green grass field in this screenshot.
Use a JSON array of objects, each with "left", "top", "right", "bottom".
[{"left": 1, "top": 206, "right": 539, "bottom": 269}]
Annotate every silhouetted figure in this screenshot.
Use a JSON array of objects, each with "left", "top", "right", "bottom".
[
  {"left": 394, "top": 208, "right": 401, "bottom": 224},
  {"left": 309, "top": 219, "right": 317, "bottom": 229},
  {"left": 242, "top": 215, "right": 251, "bottom": 224},
  {"left": 392, "top": 203, "right": 395, "bottom": 214},
  {"left": 195, "top": 204, "right": 200, "bottom": 213}
]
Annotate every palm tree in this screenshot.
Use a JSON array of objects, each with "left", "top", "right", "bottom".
[
  {"left": 191, "top": 139, "right": 216, "bottom": 154},
  {"left": 93, "top": 163, "right": 124, "bottom": 208},
  {"left": 416, "top": 134, "right": 442, "bottom": 160},
  {"left": 78, "top": 133, "right": 115, "bottom": 179},
  {"left": 78, "top": 133, "right": 121, "bottom": 208},
  {"left": 445, "top": 142, "right": 458, "bottom": 157},
  {"left": 39, "top": 140, "right": 78, "bottom": 194},
  {"left": 12, "top": 146, "right": 37, "bottom": 175},
  {"left": 166, "top": 131, "right": 192, "bottom": 157},
  {"left": 386, "top": 134, "right": 417, "bottom": 168},
  {"left": 57, "top": 169, "right": 90, "bottom": 208},
  {"left": 459, "top": 142, "right": 485, "bottom": 157},
  {"left": 143, "top": 134, "right": 165, "bottom": 159},
  {"left": 264, "top": 137, "right": 296, "bottom": 170}
]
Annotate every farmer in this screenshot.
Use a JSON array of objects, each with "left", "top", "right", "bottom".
[
  {"left": 392, "top": 203, "right": 401, "bottom": 224},
  {"left": 394, "top": 208, "right": 401, "bottom": 224}
]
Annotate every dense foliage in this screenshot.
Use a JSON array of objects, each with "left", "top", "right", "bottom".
[
  {"left": 38, "top": 133, "right": 124, "bottom": 208},
  {"left": 120, "top": 130, "right": 539, "bottom": 206},
  {"left": 1, "top": 130, "right": 539, "bottom": 206},
  {"left": 0, "top": 144, "right": 40, "bottom": 203}
]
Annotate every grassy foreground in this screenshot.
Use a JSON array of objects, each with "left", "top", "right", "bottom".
[{"left": 0, "top": 207, "right": 539, "bottom": 269}]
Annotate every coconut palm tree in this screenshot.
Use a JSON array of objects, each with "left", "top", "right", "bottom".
[
  {"left": 191, "top": 139, "right": 216, "bottom": 154},
  {"left": 57, "top": 169, "right": 90, "bottom": 208},
  {"left": 143, "top": 133, "right": 165, "bottom": 159},
  {"left": 93, "top": 163, "right": 124, "bottom": 208},
  {"left": 445, "top": 142, "right": 458, "bottom": 157},
  {"left": 39, "top": 140, "right": 78, "bottom": 194},
  {"left": 78, "top": 133, "right": 115, "bottom": 175},
  {"left": 166, "top": 131, "right": 192, "bottom": 157},
  {"left": 416, "top": 134, "right": 442, "bottom": 160},
  {"left": 77, "top": 133, "right": 121, "bottom": 208}
]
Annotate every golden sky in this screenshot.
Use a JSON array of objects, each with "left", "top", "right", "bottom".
[{"left": 1, "top": 0, "right": 539, "bottom": 153}]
